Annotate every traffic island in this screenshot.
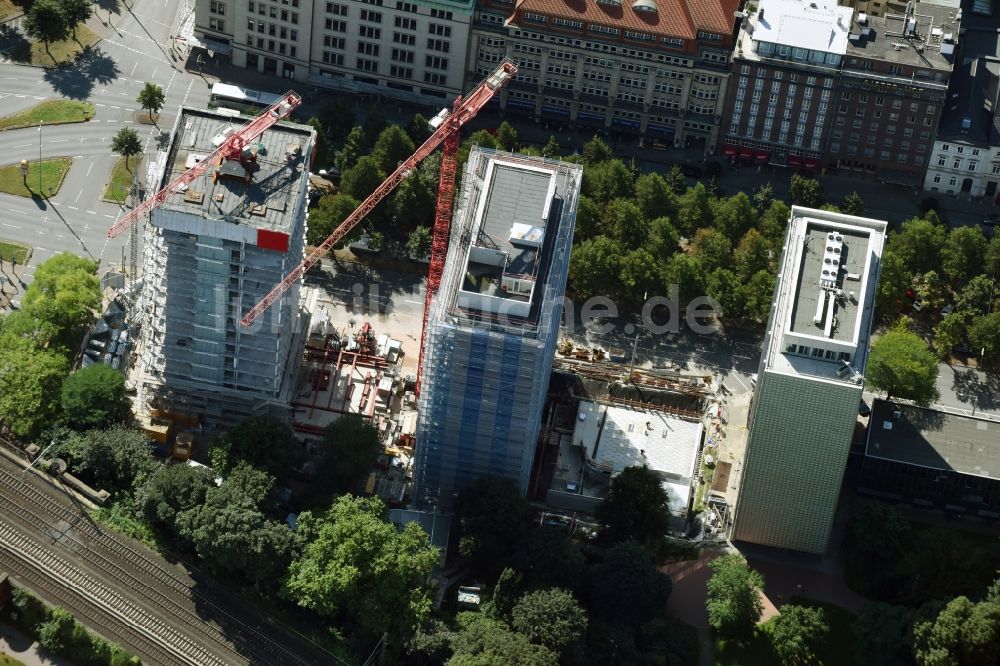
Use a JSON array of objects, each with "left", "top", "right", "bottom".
[
  {"left": 101, "top": 156, "right": 143, "bottom": 204},
  {"left": 7, "top": 25, "right": 100, "bottom": 68},
  {"left": 0, "top": 158, "right": 72, "bottom": 198},
  {"left": 0, "top": 101, "right": 96, "bottom": 132}
]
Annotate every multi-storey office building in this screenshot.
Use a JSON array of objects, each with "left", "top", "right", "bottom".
[
  {"left": 414, "top": 147, "right": 582, "bottom": 508},
  {"left": 134, "top": 108, "right": 315, "bottom": 428},
  {"left": 731, "top": 207, "right": 886, "bottom": 554},
  {"left": 721, "top": 0, "right": 958, "bottom": 182},
  {"left": 469, "top": 0, "right": 739, "bottom": 151},
  {"left": 195, "top": 0, "right": 475, "bottom": 103}
]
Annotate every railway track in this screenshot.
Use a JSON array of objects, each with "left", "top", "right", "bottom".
[{"left": 0, "top": 460, "right": 320, "bottom": 665}]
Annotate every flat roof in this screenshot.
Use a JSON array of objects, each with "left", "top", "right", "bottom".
[
  {"left": 866, "top": 400, "right": 1000, "bottom": 479},
  {"left": 763, "top": 207, "right": 886, "bottom": 382},
  {"left": 751, "top": 0, "right": 852, "bottom": 55},
  {"left": 572, "top": 401, "right": 702, "bottom": 514},
  {"left": 158, "top": 108, "right": 313, "bottom": 233},
  {"left": 844, "top": 1, "right": 960, "bottom": 71}
]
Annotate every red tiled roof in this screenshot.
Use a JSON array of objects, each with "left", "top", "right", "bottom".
[{"left": 511, "top": 0, "right": 736, "bottom": 39}]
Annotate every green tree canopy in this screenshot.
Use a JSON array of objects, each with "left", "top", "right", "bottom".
[
  {"left": 61, "top": 364, "right": 130, "bottom": 430},
  {"left": 317, "top": 98, "right": 355, "bottom": 147},
  {"left": 888, "top": 215, "right": 946, "bottom": 276},
  {"left": 495, "top": 122, "right": 518, "bottom": 151},
  {"left": 933, "top": 313, "right": 967, "bottom": 358},
  {"left": 455, "top": 476, "right": 534, "bottom": 576},
  {"left": 306, "top": 414, "right": 381, "bottom": 505},
  {"left": 734, "top": 228, "right": 772, "bottom": 281},
  {"left": 866, "top": 328, "right": 939, "bottom": 405},
  {"left": 569, "top": 235, "right": 624, "bottom": 300},
  {"left": 741, "top": 269, "right": 776, "bottom": 323},
  {"left": 306, "top": 192, "right": 360, "bottom": 246},
  {"left": 340, "top": 155, "right": 384, "bottom": 200},
  {"left": 392, "top": 171, "right": 436, "bottom": 230},
  {"left": 284, "top": 495, "right": 439, "bottom": 640},
  {"left": 840, "top": 191, "right": 865, "bottom": 216},
  {"left": 757, "top": 199, "right": 791, "bottom": 248},
  {"left": 713, "top": 192, "right": 758, "bottom": 243},
  {"left": 23, "top": 0, "right": 68, "bottom": 52},
  {"left": 769, "top": 604, "right": 830, "bottom": 664},
  {"left": 603, "top": 198, "right": 648, "bottom": 249},
  {"left": 588, "top": 541, "right": 672, "bottom": 625},
  {"left": 707, "top": 268, "right": 745, "bottom": 321},
  {"left": 789, "top": 174, "right": 823, "bottom": 207},
  {"left": 208, "top": 415, "right": 302, "bottom": 482},
  {"left": 21, "top": 254, "right": 100, "bottom": 348},
  {"left": 968, "top": 312, "right": 1000, "bottom": 362},
  {"left": 853, "top": 602, "right": 914, "bottom": 666},
  {"left": 986, "top": 235, "right": 1000, "bottom": 275},
  {"left": 663, "top": 254, "right": 707, "bottom": 309},
  {"left": 844, "top": 502, "right": 914, "bottom": 601},
  {"left": 334, "top": 125, "right": 367, "bottom": 173},
  {"left": 912, "top": 595, "right": 1000, "bottom": 666},
  {"left": 137, "top": 82, "right": 166, "bottom": 119},
  {"left": 876, "top": 250, "right": 912, "bottom": 317},
  {"left": 0, "top": 337, "right": 69, "bottom": 439},
  {"left": 449, "top": 613, "right": 558, "bottom": 666},
  {"left": 752, "top": 183, "right": 775, "bottom": 212},
  {"left": 596, "top": 465, "right": 670, "bottom": 548},
  {"left": 541, "top": 136, "right": 561, "bottom": 159},
  {"left": 619, "top": 248, "right": 665, "bottom": 305},
  {"left": 510, "top": 528, "right": 585, "bottom": 591},
  {"left": 573, "top": 195, "right": 602, "bottom": 241},
  {"left": 136, "top": 462, "right": 215, "bottom": 537},
  {"left": 940, "top": 225, "right": 987, "bottom": 287},
  {"left": 510, "top": 588, "right": 588, "bottom": 657},
  {"left": 371, "top": 125, "right": 416, "bottom": 174},
  {"left": 406, "top": 225, "right": 433, "bottom": 260},
  {"left": 581, "top": 136, "right": 613, "bottom": 165},
  {"left": 675, "top": 182, "right": 713, "bottom": 235},
  {"left": 61, "top": 425, "right": 156, "bottom": 493},
  {"left": 62, "top": 0, "right": 92, "bottom": 39},
  {"left": 955, "top": 275, "right": 999, "bottom": 318},
  {"left": 648, "top": 216, "right": 680, "bottom": 258},
  {"left": 690, "top": 228, "right": 733, "bottom": 273},
  {"left": 306, "top": 117, "right": 330, "bottom": 168},
  {"left": 584, "top": 160, "right": 633, "bottom": 205},
  {"left": 634, "top": 172, "right": 677, "bottom": 220},
  {"left": 705, "top": 554, "right": 764, "bottom": 639},
  {"left": 111, "top": 126, "right": 142, "bottom": 169}
]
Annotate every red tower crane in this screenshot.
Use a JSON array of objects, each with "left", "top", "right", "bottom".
[
  {"left": 240, "top": 60, "right": 519, "bottom": 391},
  {"left": 106, "top": 91, "right": 302, "bottom": 238}
]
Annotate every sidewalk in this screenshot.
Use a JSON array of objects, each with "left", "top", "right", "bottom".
[{"left": 0, "top": 623, "right": 74, "bottom": 666}]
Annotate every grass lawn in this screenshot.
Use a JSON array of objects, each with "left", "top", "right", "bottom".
[
  {"left": 0, "top": 651, "right": 27, "bottom": 666},
  {"left": 103, "top": 156, "right": 143, "bottom": 204},
  {"left": 0, "top": 158, "right": 72, "bottom": 198},
  {"left": 10, "top": 24, "right": 100, "bottom": 68},
  {"left": 0, "top": 240, "right": 30, "bottom": 264},
  {"left": 0, "top": 100, "right": 96, "bottom": 131},
  {"left": 0, "top": 0, "right": 22, "bottom": 21},
  {"left": 714, "top": 598, "right": 857, "bottom": 666}
]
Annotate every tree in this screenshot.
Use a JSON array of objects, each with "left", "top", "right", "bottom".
[
  {"left": 392, "top": 171, "right": 436, "bottom": 230},
  {"left": 495, "top": 121, "right": 519, "bottom": 151},
  {"left": 23, "top": 0, "right": 68, "bottom": 57},
  {"left": 307, "top": 117, "right": 330, "bottom": 168},
  {"left": 648, "top": 216, "right": 680, "bottom": 258},
  {"left": 21, "top": 254, "right": 100, "bottom": 348},
  {"left": 789, "top": 174, "right": 823, "bottom": 207},
  {"left": 62, "top": 0, "right": 92, "bottom": 40},
  {"left": 317, "top": 98, "right": 355, "bottom": 147},
  {"left": 581, "top": 135, "right": 613, "bottom": 165},
  {"left": 111, "top": 127, "right": 142, "bottom": 170},
  {"left": 707, "top": 268, "right": 745, "bottom": 320},
  {"left": 371, "top": 125, "right": 416, "bottom": 175},
  {"left": 176, "top": 463, "right": 294, "bottom": 589},
  {"left": 583, "top": 159, "right": 632, "bottom": 204},
  {"left": 941, "top": 225, "right": 987, "bottom": 287},
  {"left": 663, "top": 254, "right": 706, "bottom": 309},
  {"left": 603, "top": 198, "right": 647, "bottom": 249},
  {"left": 284, "top": 495, "right": 439, "bottom": 640},
  {"left": 405, "top": 112, "right": 432, "bottom": 145},
  {"left": 933, "top": 313, "right": 967, "bottom": 358},
  {"left": 844, "top": 502, "right": 914, "bottom": 601},
  {"left": 705, "top": 554, "right": 764, "bottom": 639},
  {"left": 568, "top": 235, "right": 623, "bottom": 300},
  {"left": 37, "top": 606, "right": 76, "bottom": 653},
  {"left": 0, "top": 338, "right": 69, "bottom": 439},
  {"left": 876, "top": 250, "right": 913, "bottom": 317},
  {"left": 968, "top": 312, "right": 1000, "bottom": 362},
  {"left": 769, "top": 604, "right": 829, "bottom": 664},
  {"left": 674, "top": 182, "right": 713, "bottom": 235},
  {"left": 734, "top": 228, "right": 772, "bottom": 281},
  {"left": 635, "top": 172, "right": 677, "bottom": 220},
  {"left": 208, "top": 415, "right": 302, "bottom": 481},
  {"left": 664, "top": 165, "right": 687, "bottom": 195},
  {"left": 742, "top": 269, "right": 776, "bottom": 323},
  {"left": 912, "top": 595, "right": 1000, "bottom": 666},
  {"left": 484, "top": 566, "right": 520, "bottom": 621},
  {"left": 866, "top": 328, "right": 939, "bottom": 405},
  {"left": 510, "top": 589, "right": 588, "bottom": 656},
  {"left": 136, "top": 463, "right": 215, "bottom": 537},
  {"left": 334, "top": 126, "right": 366, "bottom": 173},
  {"left": 61, "top": 364, "right": 130, "bottom": 430},
  {"left": 61, "top": 425, "right": 156, "bottom": 493},
  {"left": 310, "top": 414, "right": 381, "bottom": 501},
  {"left": 307, "top": 193, "right": 360, "bottom": 246},
  {"left": 573, "top": 196, "right": 602, "bottom": 241},
  {"left": 888, "top": 216, "right": 946, "bottom": 276},
  {"left": 986, "top": 235, "right": 1000, "bottom": 276},
  {"left": 137, "top": 82, "right": 166, "bottom": 120},
  {"left": 597, "top": 465, "right": 670, "bottom": 549},
  {"left": 406, "top": 225, "right": 433, "bottom": 260},
  {"left": 752, "top": 182, "right": 774, "bottom": 212},
  {"left": 588, "top": 541, "right": 672, "bottom": 625},
  {"left": 510, "top": 529, "right": 585, "bottom": 591},
  {"left": 455, "top": 476, "right": 534, "bottom": 576},
  {"left": 758, "top": 200, "right": 791, "bottom": 248},
  {"left": 690, "top": 228, "right": 733, "bottom": 273},
  {"left": 913, "top": 270, "right": 948, "bottom": 311},
  {"left": 340, "top": 155, "right": 384, "bottom": 200},
  {"left": 449, "top": 613, "right": 559, "bottom": 666},
  {"left": 853, "top": 603, "right": 914, "bottom": 666},
  {"left": 541, "top": 136, "right": 561, "bottom": 159},
  {"left": 840, "top": 191, "right": 865, "bottom": 216},
  {"left": 619, "top": 249, "right": 665, "bottom": 306},
  {"left": 713, "top": 192, "right": 757, "bottom": 243},
  {"left": 955, "top": 276, "right": 999, "bottom": 318}
]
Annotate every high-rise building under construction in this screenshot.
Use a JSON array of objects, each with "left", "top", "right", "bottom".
[
  {"left": 134, "top": 107, "right": 315, "bottom": 428},
  {"left": 414, "top": 147, "right": 582, "bottom": 508}
]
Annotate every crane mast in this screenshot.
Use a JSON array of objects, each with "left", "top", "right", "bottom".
[{"left": 239, "top": 60, "right": 518, "bottom": 331}]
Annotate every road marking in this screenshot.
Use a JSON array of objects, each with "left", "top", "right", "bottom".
[
  {"left": 729, "top": 373, "right": 749, "bottom": 392},
  {"left": 8, "top": 209, "right": 27, "bottom": 215},
  {"left": 86, "top": 162, "right": 94, "bottom": 177},
  {"left": 131, "top": 62, "right": 137, "bottom": 76},
  {"left": 103, "top": 215, "right": 115, "bottom": 219},
  {"left": 111, "top": 105, "right": 120, "bottom": 110},
  {"left": 50, "top": 139, "right": 68, "bottom": 143},
  {"left": 403, "top": 299, "right": 423, "bottom": 305},
  {"left": 86, "top": 210, "right": 97, "bottom": 215},
  {"left": 96, "top": 103, "right": 106, "bottom": 107},
  {"left": 2, "top": 223, "right": 23, "bottom": 229},
  {"left": 69, "top": 205, "right": 80, "bottom": 210},
  {"left": 13, "top": 144, "right": 31, "bottom": 148}
]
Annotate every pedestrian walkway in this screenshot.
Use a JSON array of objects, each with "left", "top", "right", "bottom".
[{"left": 0, "top": 623, "right": 74, "bottom": 666}]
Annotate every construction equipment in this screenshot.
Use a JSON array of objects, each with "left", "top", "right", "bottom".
[
  {"left": 240, "top": 60, "right": 519, "bottom": 393},
  {"left": 105, "top": 92, "right": 302, "bottom": 238}
]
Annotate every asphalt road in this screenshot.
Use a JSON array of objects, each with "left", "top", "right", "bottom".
[{"left": 0, "top": 0, "right": 210, "bottom": 296}]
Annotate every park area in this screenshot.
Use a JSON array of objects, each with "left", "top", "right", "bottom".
[
  {"left": 0, "top": 101, "right": 95, "bottom": 132},
  {"left": 0, "top": 241, "right": 29, "bottom": 264},
  {"left": 0, "top": 158, "right": 72, "bottom": 198}
]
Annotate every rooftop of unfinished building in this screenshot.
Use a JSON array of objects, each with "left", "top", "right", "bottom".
[
  {"left": 157, "top": 108, "right": 313, "bottom": 233},
  {"left": 445, "top": 149, "right": 581, "bottom": 328}
]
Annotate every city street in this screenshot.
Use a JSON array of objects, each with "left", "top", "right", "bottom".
[{"left": 0, "top": 0, "right": 210, "bottom": 296}]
